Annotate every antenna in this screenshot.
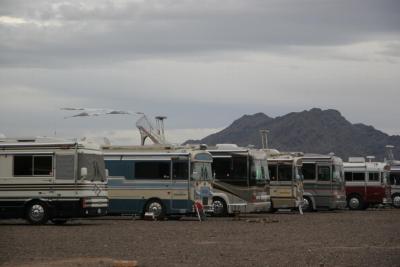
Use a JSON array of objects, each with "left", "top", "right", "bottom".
[
  {"left": 385, "top": 145, "right": 395, "bottom": 163},
  {"left": 155, "top": 116, "right": 167, "bottom": 140},
  {"left": 260, "top": 129, "right": 269, "bottom": 149}
]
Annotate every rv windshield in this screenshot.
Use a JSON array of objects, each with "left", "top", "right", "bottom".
[
  {"left": 78, "top": 153, "right": 106, "bottom": 182},
  {"left": 250, "top": 159, "right": 268, "bottom": 186},
  {"left": 191, "top": 162, "right": 212, "bottom": 181}
]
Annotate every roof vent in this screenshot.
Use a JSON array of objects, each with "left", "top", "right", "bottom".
[
  {"left": 348, "top": 157, "right": 365, "bottom": 163},
  {"left": 366, "top": 156, "right": 375, "bottom": 162},
  {"left": 216, "top": 144, "right": 239, "bottom": 149}
]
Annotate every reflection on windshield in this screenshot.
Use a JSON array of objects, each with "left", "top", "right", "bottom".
[
  {"left": 333, "top": 165, "right": 344, "bottom": 182},
  {"left": 192, "top": 162, "right": 212, "bottom": 181},
  {"left": 296, "top": 166, "right": 303, "bottom": 181},
  {"left": 250, "top": 159, "right": 268, "bottom": 185}
]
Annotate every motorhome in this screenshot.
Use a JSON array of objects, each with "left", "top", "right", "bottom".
[
  {"left": 265, "top": 149, "right": 303, "bottom": 211},
  {"left": 207, "top": 144, "right": 271, "bottom": 216},
  {"left": 301, "top": 154, "right": 347, "bottom": 211},
  {"left": 103, "top": 145, "right": 214, "bottom": 219},
  {"left": 344, "top": 157, "right": 391, "bottom": 210},
  {"left": 0, "top": 137, "right": 108, "bottom": 224},
  {"left": 388, "top": 163, "right": 400, "bottom": 208},
  {"left": 384, "top": 145, "right": 400, "bottom": 208}
]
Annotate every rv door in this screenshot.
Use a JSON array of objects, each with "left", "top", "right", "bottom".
[{"left": 170, "top": 158, "right": 190, "bottom": 211}]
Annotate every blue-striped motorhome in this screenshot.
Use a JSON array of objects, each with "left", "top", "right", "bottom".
[{"left": 103, "top": 144, "right": 214, "bottom": 219}]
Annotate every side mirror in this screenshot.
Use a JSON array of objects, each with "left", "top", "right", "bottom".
[
  {"left": 104, "top": 169, "right": 109, "bottom": 182},
  {"left": 80, "top": 167, "right": 88, "bottom": 179}
]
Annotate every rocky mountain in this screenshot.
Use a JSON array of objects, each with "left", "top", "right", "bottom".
[{"left": 184, "top": 108, "right": 400, "bottom": 161}]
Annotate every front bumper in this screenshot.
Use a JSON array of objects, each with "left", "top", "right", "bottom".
[
  {"left": 82, "top": 207, "right": 108, "bottom": 217},
  {"left": 271, "top": 197, "right": 302, "bottom": 209},
  {"left": 238, "top": 201, "right": 271, "bottom": 213},
  {"left": 383, "top": 198, "right": 392, "bottom": 205},
  {"left": 332, "top": 199, "right": 347, "bottom": 210}
]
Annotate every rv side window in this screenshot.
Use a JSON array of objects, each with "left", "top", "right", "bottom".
[
  {"left": 268, "top": 165, "right": 277, "bottom": 181},
  {"left": 212, "top": 156, "right": 248, "bottom": 186},
  {"left": 317, "top": 166, "right": 331, "bottom": 181},
  {"left": 390, "top": 172, "right": 400, "bottom": 185},
  {"left": 232, "top": 156, "right": 248, "bottom": 178},
  {"left": 352, "top": 172, "right": 365, "bottom": 181},
  {"left": 173, "top": 161, "right": 189, "bottom": 180},
  {"left": 277, "top": 164, "right": 292, "bottom": 181},
  {"left": 14, "top": 155, "right": 53, "bottom": 176},
  {"left": 302, "top": 163, "right": 316, "bottom": 180},
  {"left": 345, "top": 172, "right": 352, "bottom": 181},
  {"left": 105, "top": 160, "right": 134, "bottom": 180},
  {"left": 368, "top": 172, "right": 379, "bottom": 182},
  {"left": 135, "top": 161, "right": 170, "bottom": 179}
]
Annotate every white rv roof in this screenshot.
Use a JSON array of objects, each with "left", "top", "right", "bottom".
[{"left": 343, "top": 161, "right": 387, "bottom": 171}]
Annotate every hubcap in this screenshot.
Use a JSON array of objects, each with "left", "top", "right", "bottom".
[
  {"left": 148, "top": 202, "right": 162, "bottom": 217},
  {"left": 212, "top": 200, "right": 224, "bottom": 215},
  {"left": 302, "top": 198, "right": 310, "bottom": 210},
  {"left": 30, "top": 204, "right": 45, "bottom": 221},
  {"left": 349, "top": 197, "right": 360, "bottom": 209},
  {"left": 393, "top": 196, "right": 400, "bottom": 208}
]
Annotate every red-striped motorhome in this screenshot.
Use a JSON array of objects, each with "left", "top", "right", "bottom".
[{"left": 343, "top": 157, "right": 391, "bottom": 210}]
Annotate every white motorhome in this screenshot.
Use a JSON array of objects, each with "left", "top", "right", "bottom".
[
  {"left": 265, "top": 149, "right": 304, "bottom": 211},
  {"left": 0, "top": 137, "right": 108, "bottom": 224}
]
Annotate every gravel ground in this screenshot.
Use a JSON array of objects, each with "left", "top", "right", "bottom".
[{"left": 1, "top": 209, "right": 399, "bottom": 267}]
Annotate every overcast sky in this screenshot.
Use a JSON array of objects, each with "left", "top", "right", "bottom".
[{"left": 0, "top": 0, "right": 399, "bottom": 145}]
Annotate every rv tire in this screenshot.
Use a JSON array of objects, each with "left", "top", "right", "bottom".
[
  {"left": 302, "top": 197, "right": 313, "bottom": 212},
  {"left": 212, "top": 198, "right": 228, "bottom": 217},
  {"left": 392, "top": 194, "right": 400, "bottom": 208},
  {"left": 144, "top": 199, "right": 165, "bottom": 220},
  {"left": 25, "top": 201, "right": 49, "bottom": 225},
  {"left": 347, "top": 195, "right": 363, "bottom": 210}
]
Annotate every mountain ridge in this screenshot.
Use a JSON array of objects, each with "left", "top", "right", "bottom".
[{"left": 183, "top": 108, "right": 400, "bottom": 161}]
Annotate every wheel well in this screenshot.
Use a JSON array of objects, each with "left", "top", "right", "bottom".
[
  {"left": 212, "top": 197, "right": 226, "bottom": 203},
  {"left": 392, "top": 193, "right": 400, "bottom": 198},
  {"left": 347, "top": 193, "right": 362, "bottom": 201}
]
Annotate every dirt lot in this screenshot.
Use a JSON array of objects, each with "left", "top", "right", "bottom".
[{"left": 1, "top": 209, "right": 399, "bottom": 267}]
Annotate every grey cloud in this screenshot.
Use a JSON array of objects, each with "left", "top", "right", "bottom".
[{"left": 0, "top": 0, "right": 400, "bottom": 67}]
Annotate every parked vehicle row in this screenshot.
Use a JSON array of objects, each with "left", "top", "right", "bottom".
[{"left": 0, "top": 136, "right": 398, "bottom": 225}]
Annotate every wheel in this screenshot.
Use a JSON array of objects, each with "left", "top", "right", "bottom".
[
  {"left": 25, "top": 202, "right": 49, "bottom": 225},
  {"left": 212, "top": 198, "right": 228, "bottom": 217},
  {"left": 348, "top": 195, "right": 363, "bottom": 210},
  {"left": 145, "top": 199, "right": 165, "bottom": 220},
  {"left": 392, "top": 195, "right": 400, "bottom": 208},
  {"left": 51, "top": 219, "right": 68, "bottom": 225},
  {"left": 302, "top": 197, "right": 313, "bottom": 212}
]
